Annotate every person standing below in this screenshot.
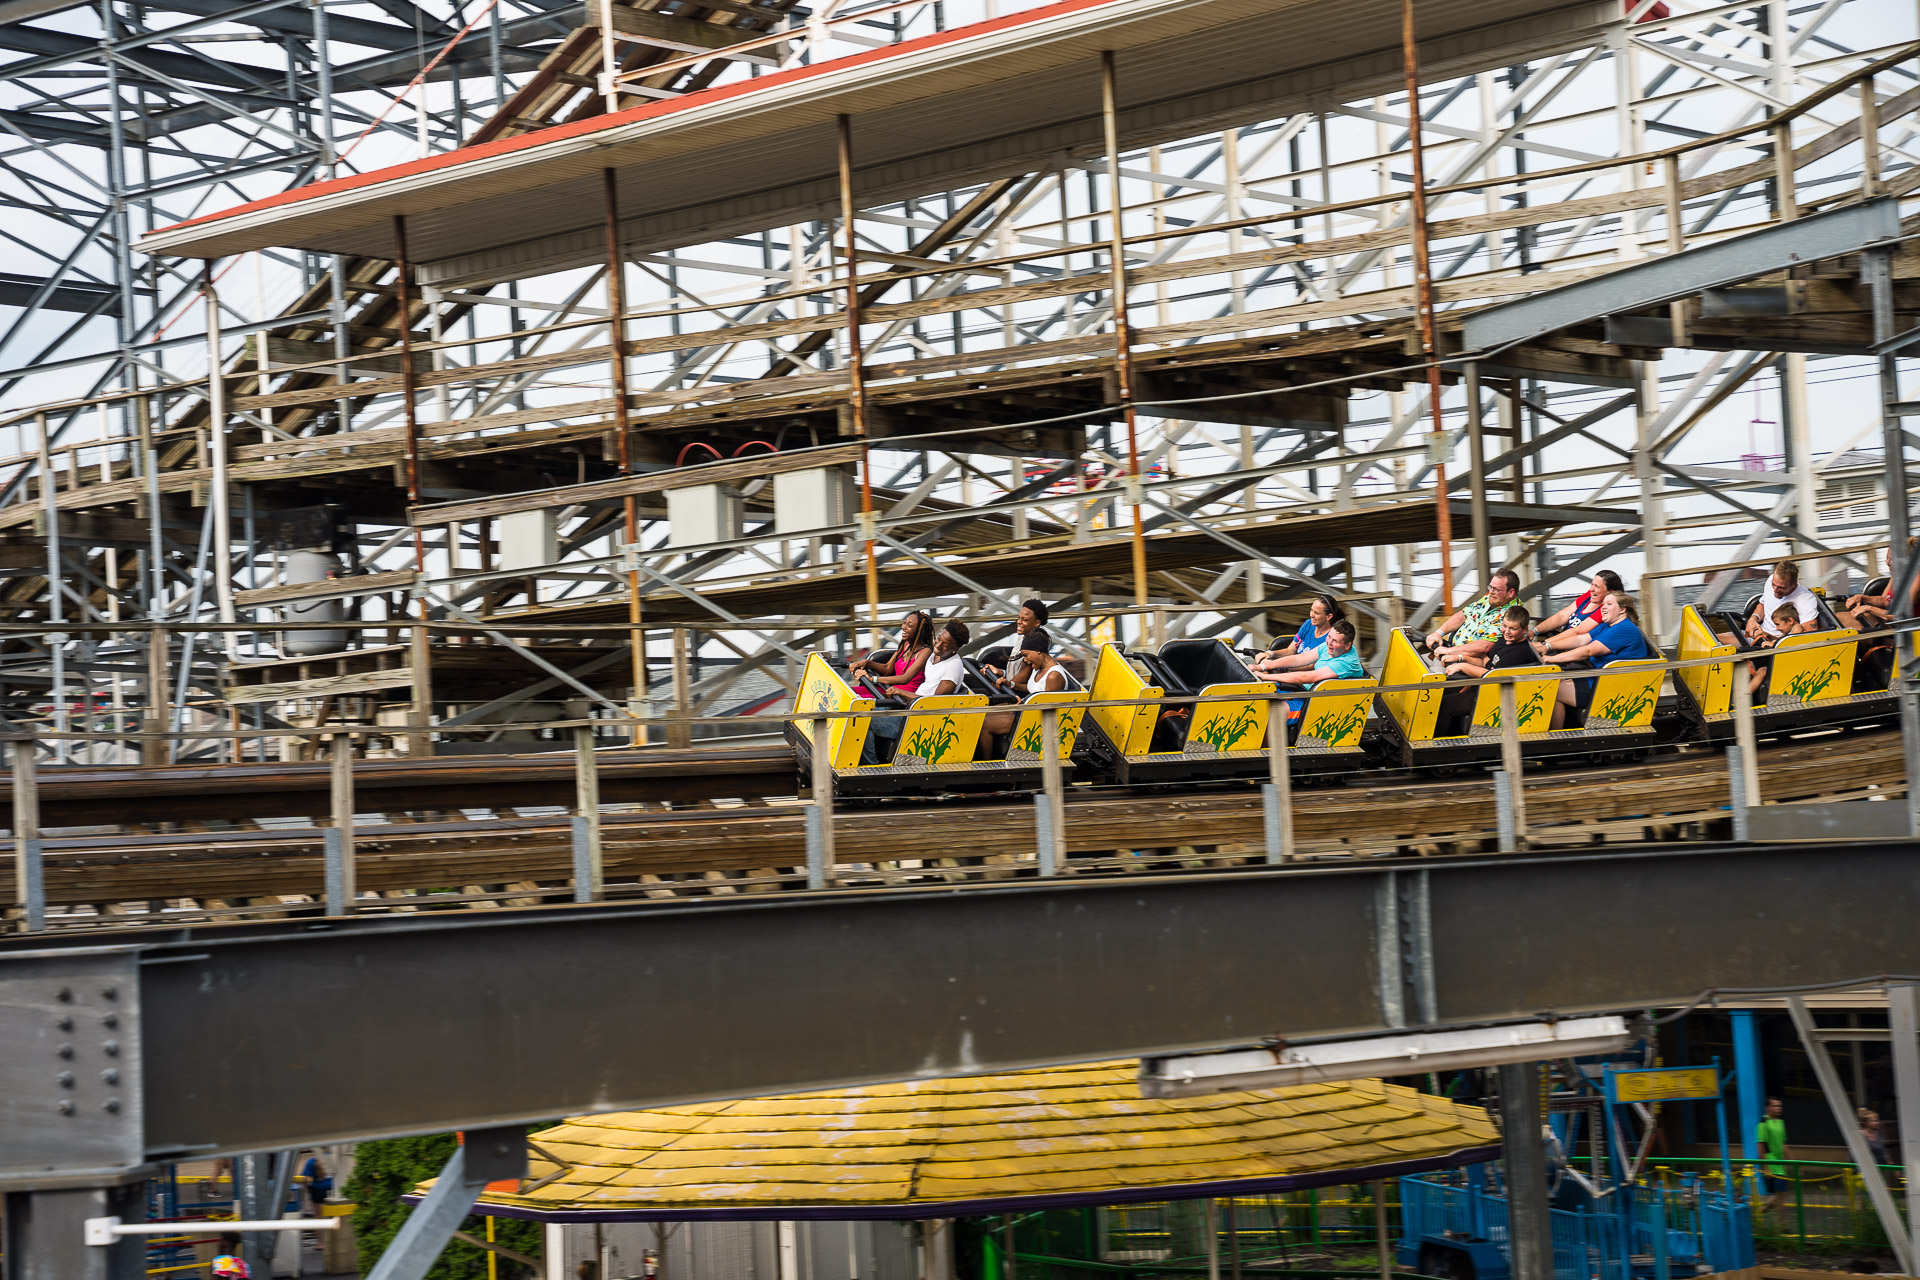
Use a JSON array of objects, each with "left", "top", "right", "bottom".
[
  {"left": 211, "top": 1232, "right": 251, "bottom": 1279},
  {"left": 1756, "top": 1096, "right": 1791, "bottom": 1217},
  {"left": 1859, "top": 1108, "right": 1891, "bottom": 1170},
  {"left": 1424, "top": 571, "right": 1522, "bottom": 668}
]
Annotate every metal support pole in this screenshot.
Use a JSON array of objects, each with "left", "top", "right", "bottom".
[
  {"left": 809, "top": 716, "right": 834, "bottom": 889},
  {"left": 34, "top": 415, "right": 66, "bottom": 764},
  {"left": 1100, "top": 51, "right": 1155, "bottom": 641},
  {"left": 604, "top": 168, "right": 649, "bottom": 746},
  {"left": 1263, "top": 700, "right": 1293, "bottom": 864},
  {"left": 1786, "top": 996, "right": 1916, "bottom": 1275},
  {"left": 669, "top": 627, "right": 693, "bottom": 749},
  {"left": 12, "top": 736, "right": 42, "bottom": 931},
  {"left": 1373, "top": 1182, "right": 1391, "bottom": 1280},
  {"left": 366, "top": 1131, "right": 525, "bottom": 1280},
  {"left": 572, "top": 724, "right": 603, "bottom": 903},
  {"left": 1859, "top": 74, "right": 1882, "bottom": 197},
  {"left": 1496, "top": 1062, "right": 1553, "bottom": 1280},
  {"left": 1400, "top": 0, "right": 1454, "bottom": 613},
  {"left": 1663, "top": 155, "right": 1690, "bottom": 344},
  {"left": 143, "top": 625, "right": 167, "bottom": 766},
  {"left": 5, "top": 1183, "right": 147, "bottom": 1280},
  {"left": 1497, "top": 681, "right": 1527, "bottom": 848},
  {"left": 1465, "top": 363, "right": 1490, "bottom": 578},
  {"left": 202, "top": 266, "right": 237, "bottom": 647},
  {"left": 1870, "top": 248, "right": 1910, "bottom": 575},
  {"left": 326, "top": 732, "right": 354, "bottom": 916},
  {"left": 393, "top": 217, "right": 425, "bottom": 569},
  {"left": 408, "top": 622, "right": 433, "bottom": 761},
  {"left": 1037, "top": 706, "right": 1065, "bottom": 875},
  {"left": 1731, "top": 661, "right": 1760, "bottom": 821},
  {"left": 1726, "top": 744, "right": 1750, "bottom": 843},
  {"left": 1889, "top": 982, "right": 1920, "bottom": 1268},
  {"left": 1732, "top": 1009, "right": 1764, "bottom": 1158},
  {"left": 837, "top": 115, "right": 883, "bottom": 651}
]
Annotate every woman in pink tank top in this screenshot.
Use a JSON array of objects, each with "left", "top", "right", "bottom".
[{"left": 847, "top": 611, "right": 933, "bottom": 699}]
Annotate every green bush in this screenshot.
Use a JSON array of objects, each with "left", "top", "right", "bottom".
[{"left": 345, "top": 1132, "right": 547, "bottom": 1280}]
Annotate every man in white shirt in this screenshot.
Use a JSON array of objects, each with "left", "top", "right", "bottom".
[
  {"left": 1745, "top": 560, "right": 1820, "bottom": 642},
  {"left": 921, "top": 621, "right": 970, "bottom": 695},
  {"left": 863, "top": 620, "right": 970, "bottom": 764}
]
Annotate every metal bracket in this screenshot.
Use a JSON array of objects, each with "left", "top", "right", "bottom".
[
  {"left": 1373, "top": 871, "right": 1436, "bottom": 1031},
  {"left": 0, "top": 949, "right": 144, "bottom": 1190}
]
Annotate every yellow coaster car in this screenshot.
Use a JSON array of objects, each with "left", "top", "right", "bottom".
[
  {"left": 1676, "top": 603, "right": 1896, "bottom": 740},
  {"left": 784, "top": 653, "right": 1090, "bottom": 799},
  {"left": 1074, "top": 640, "right": 1378, "bottom": 784},
  {"left": 1372, "top": 628, "right": 1672, "bottom": 766}
]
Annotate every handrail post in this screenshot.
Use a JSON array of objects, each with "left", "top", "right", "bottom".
[
  {"left": 807, "top": 716, "right": 834, "bottom": 889},
  {"left": 1731, "top": 660, "right": 1760, "bottom": 833},
  {"left": 326, "top": 731, "right": 355, "bottom": 916},
  {"left": 1037, "top": 706, "right": 1065, "bottom": 876},
  {"left": 11, "top": 736, "right": 42, "bottom": 931},
  {"left": 1859, "top": 74, "right": 1882, "bottom": 197},
  {"left": 1495, "top": 681, "right": 1527, "bottom": 850},
  {"left": 572, "top": 724, "right": 603, "bottom": 902},
  {"left": 1771, "top": 121, "right": 1798, "bottom": 220},
  {"left": 1264, "top": 695, "right": 1293, "bottom": 864}
]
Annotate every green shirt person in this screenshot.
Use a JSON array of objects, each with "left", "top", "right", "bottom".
[
  {"left": 1756, "top": 1106, "right": 1787, "bottom": 1173},
  {"left": 1756, "top": 1096, "right": 1791, "bottom": 1213}
]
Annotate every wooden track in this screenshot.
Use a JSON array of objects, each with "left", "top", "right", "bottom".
[
  {"left": 7, "top": 726, "right": 1903, "bottom": 929},
  {"left": 0, "top": 743, "right": 793, "bottom": 826}
]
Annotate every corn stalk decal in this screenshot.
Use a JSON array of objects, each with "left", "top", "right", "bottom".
[
  {"left": 1194, "top": 703, "right": 1262, "bottom": 751},
  {"left": 1305, "top": 701, "right": 1367, "bottom": 746},
  {"left": 1598, "top": 685, "right": 1657, "bottom": 725},
  {"left": 1484, "top": 688, "right": 1547, "bottom": 730},
  {"left": 1013, "top": 709, "right": 1079, "bottom": 755},
  {"left": 1786, "top": 656, "right": 1844, "bottom": 703},
  {"left": 902, "top": 716, "right": 962, "bottom": 764}
]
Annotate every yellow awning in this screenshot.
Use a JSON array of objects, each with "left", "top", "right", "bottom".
[{"left": 457, "top": 1061, "right": 1498, "bottom": 1222}]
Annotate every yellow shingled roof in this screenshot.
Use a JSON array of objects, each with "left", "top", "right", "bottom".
[{"left": 462, "top": 1061, "right": 1499, "bottom": 1220}]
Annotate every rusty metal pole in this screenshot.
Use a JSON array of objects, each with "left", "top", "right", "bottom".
[
  {"left": 393, "top": 216, "right": 424, "bottom": 572},
  {"left": 1400, "top": 0, "right": 1454, "bottom": 613},
  {"left": 605, "top": 168, "right": 649, "bottom": 744},
  {"left": 837, "top": 115, "right": 883, "bottom": 653},
  {"left": 393, "top": 216, "right": 433, "bottom": 758},
  {"left": 1101, "top": 51, "right": 1155, "bottom": 646}
]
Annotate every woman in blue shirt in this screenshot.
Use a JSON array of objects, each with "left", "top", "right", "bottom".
[
  {"left": 1251, "top": 594, "right": 1345, "bottom": 677},
  {"left": 1546, "top": 591, "right": 1651, "bottom": 729}
]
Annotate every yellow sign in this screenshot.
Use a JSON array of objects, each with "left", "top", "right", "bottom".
[{"left": 1610, "top": 1066, "right": 1719, "bottom": 1103}]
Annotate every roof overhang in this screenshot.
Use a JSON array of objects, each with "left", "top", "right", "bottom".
[{"left": 141, "top": 0, "right": 1621, "bottom": 286}]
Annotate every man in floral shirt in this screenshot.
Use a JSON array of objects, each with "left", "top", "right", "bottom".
[{"left": 1424, "top": 570, "right": 1522, "bottom": 666}]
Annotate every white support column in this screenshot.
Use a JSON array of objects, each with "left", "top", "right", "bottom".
[
  {"left": 1890, "top": 983, "right": 1920, "bottom": 1270},
  {"left": 1632, "top": 359, "right": 1673, "bottom": 642},
  {"left": 545, "top": 1223, "right": 568, "bottom": 1280},
  {"left": 1781, "top": 353, "right": 1821, "bottom": 584}
]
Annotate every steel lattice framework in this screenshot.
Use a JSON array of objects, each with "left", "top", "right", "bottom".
[{"left": 0, "top": 0, "right": 1913, "bottom": 767}]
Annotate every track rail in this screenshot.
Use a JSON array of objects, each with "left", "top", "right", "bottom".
[{"left": 10, "top": 726, "right": 1902, "bottom": 929}]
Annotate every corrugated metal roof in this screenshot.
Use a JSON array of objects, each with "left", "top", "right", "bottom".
[
  {"left": 442, "top": 1059, "right": 1501, "bottom": 1222},
  {"left": 141, "top": 0, "right": 1616, "bottom": 282}
]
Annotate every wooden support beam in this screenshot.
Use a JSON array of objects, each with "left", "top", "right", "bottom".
[{"left": 588, "top": 6, "right": 782, "bottom": 62}]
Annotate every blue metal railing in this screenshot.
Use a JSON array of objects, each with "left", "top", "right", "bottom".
[{"left": 1399, "top": 1172, "right": 1753, "bottom": 1280}]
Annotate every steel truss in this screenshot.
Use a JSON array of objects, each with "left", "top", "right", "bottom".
[{"left": 0, "top": 0, "right": 1911, "bottom": 770}]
